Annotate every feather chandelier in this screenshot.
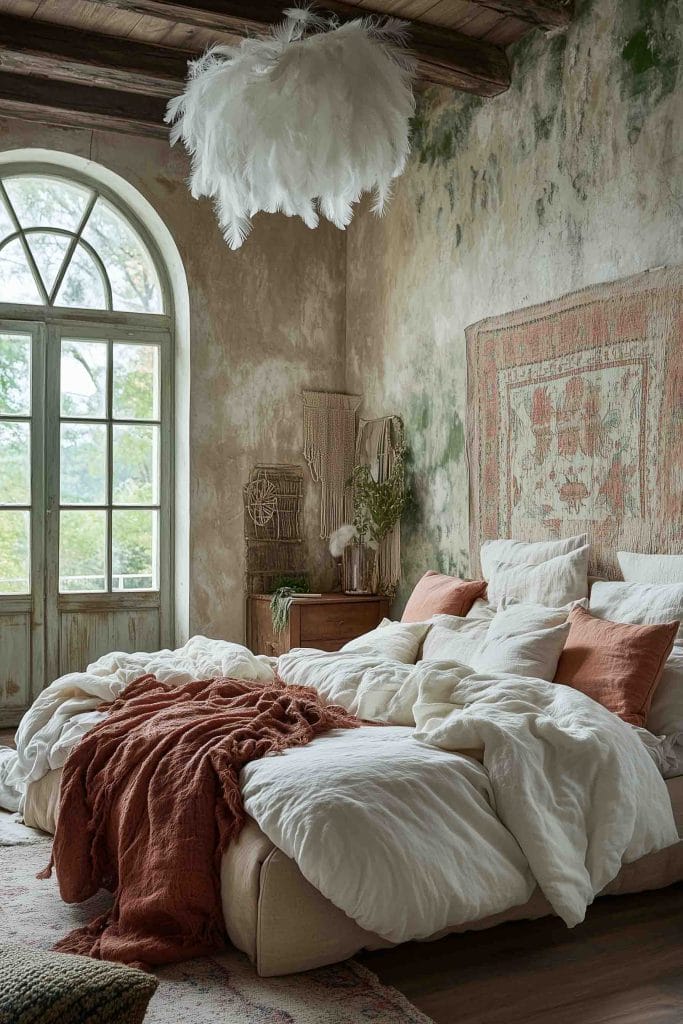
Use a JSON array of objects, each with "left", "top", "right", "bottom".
[{"left": 166, "top": 7, "right": 416, "bottom": 250}]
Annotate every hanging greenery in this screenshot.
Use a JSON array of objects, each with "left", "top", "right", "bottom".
[
  {"left": 350, "top": 439, "right": 410, "bottom": 546},
  {"left": 270, "top": 579, "right": 308, "bottom": 635}
]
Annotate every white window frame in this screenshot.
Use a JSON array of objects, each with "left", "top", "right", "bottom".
[{"left": 0, "top": 163, "right": 174, "bottom": 699}]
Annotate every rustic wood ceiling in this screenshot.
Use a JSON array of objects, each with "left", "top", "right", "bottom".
[{"left": 0, "top": 0, "right": 574, "bottom": 137}]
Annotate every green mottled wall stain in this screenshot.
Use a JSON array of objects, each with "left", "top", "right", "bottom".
[
  {"left": 399, "top": 394, "right": 467, "bottom": 586},
  {"left": 380, "top": 0, "right": 681, "bottom": 603},
  {"left": 619, "top": 0, "right": 680, "bottom": 140},
  {"left": 410, "top": 92, "right": 485, "bottom": 168}
]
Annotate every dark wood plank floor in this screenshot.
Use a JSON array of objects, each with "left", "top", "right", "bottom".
[
  {"left": 0, "top": 729, "right": 16, "bottom": 747},
  {"left": 3, "top": 726, "right": 681, "bottom": 1022},
  {"left": 361, "top": 883, "right": 683, "bottom": 1024}
]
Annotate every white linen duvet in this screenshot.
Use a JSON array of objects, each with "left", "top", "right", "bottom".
[{"left": 0, "top": 636, "right": 678, "bottom": 946}]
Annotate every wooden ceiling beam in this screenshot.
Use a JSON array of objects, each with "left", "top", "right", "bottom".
[
  {"left": 0, "top": 14, "right": 192, "bottom": 98},
  {"left": 0, "top": 71, "right": 168, "bottom": 138},
  {"left": 467, "top": 1, "right": 573, "bottom": 30},
  {"left": 85, "top": 0, "right": 512, "bottom": 96}
]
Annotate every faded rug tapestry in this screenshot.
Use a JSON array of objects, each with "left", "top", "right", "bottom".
[{"left": 466, "top": 266, "right": 683, "bottom": 579}]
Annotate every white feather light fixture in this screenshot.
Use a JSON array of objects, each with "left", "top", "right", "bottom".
[{"left": 166, "top": 7, "right": 416, "bottom": 250}]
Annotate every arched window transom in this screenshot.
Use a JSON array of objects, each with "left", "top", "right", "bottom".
[{"left": 0, "top": 174, "right": 164, "bottom": 314}]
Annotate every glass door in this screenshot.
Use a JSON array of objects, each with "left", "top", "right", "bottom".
[
  {"left": 44, "top": 321, "right": 171, "bottom": 682},
  {"left": 0, "top": 321, "right": 44, "bottom": 725}
]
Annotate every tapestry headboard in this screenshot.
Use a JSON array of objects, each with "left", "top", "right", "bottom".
[{"left": 465, "top": 265, "right": 683, "bottom": 579}]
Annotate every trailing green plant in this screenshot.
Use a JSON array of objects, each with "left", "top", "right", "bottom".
[
  {"left": 270, "top": 579, "right": 308, "bottom": 634},
  {"left": 270, "top": 574, "right": 308, "bottom": 593},
  {"left": 350, "top": 440, "right": 410, "bottom": 545}
]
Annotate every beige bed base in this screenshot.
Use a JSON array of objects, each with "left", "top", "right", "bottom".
[{"left": 24, "top": 769, "right": 683, "bottom": 977}]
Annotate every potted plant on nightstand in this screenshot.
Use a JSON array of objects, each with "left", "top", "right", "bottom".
[{"left": 331, "top": 439, "right": 409, "bottom": 596}]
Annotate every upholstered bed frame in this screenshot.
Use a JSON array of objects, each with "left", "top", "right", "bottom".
[{"left": 23, "top": 767, "right": 683, "bottom": 977}]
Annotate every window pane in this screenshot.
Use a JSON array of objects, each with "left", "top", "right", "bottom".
[
  {"left": 0, "top": 421, "right": 30, "bottom": 505},
  {"left": 0, "top": 237, "right": 42, "bottom": 304},
  {"left": 113, "top": 344, "right": 159, "bottom": 420},
  {"left": 113, "top": 424, "right": 159, "bottom": 505},
  {"left": 60, "top": 339, "right": 107, "bottom": 418},
  {"left": 0, "top": 333, "right": 31, "bottom": 415},
  {"left": 59, "top": 509, "right": 106, "bottom": 592},
  {"left": 55, "top": 242, "right": 108, "bottom": 310},
  {"left": 0, "top": 510, "right": 29, "bottom": 594},
  {"left": 4, "top": 176, "right": 92, "bottom": 232},
  {"left": 60, "top": 423, "right": 107, "bottom": 504},
  {"left": 112, "top": 509, "right": 157, "bottom": 591},
  {"left": 83, "top": 198, "right": 163, "bottom": 313},
  {"left": 26, "top": 231, "right": 72, "bottom": 296}
]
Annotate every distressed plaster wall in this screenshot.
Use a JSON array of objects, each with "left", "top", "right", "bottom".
[
  {"left": 345, "top": 0, "right": 682, "bottom": 610},
  {"left": 0, "top": 116, "right": 346, "bottom": 643}
]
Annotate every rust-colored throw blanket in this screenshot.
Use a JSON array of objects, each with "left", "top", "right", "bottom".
[{"left": 46, "top": 675, "right": 357, "bottom": 968}]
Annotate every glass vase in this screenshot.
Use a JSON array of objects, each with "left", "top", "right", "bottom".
[{"left": 342, "top": 541, "right": 376, "bottom": 595}]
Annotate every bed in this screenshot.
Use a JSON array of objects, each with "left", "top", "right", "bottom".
[
  {"left": 20, "top": 762, "right": 683, "bottom": 977},
  {"left": 3, "top": 544, "right": 683, "bottom": 977}
]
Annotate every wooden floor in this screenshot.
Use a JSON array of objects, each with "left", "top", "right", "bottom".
[
  {"left": 362, "top": 883, "right": 683, "bottom": 1024},
  {"left": 3, "top": 726, "right": 681, "bottom": 1023}
]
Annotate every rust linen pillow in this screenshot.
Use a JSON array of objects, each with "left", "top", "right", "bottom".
[
  {"left": 553, "top": 605, "right": 679, "bottom": 727},
  {"left": 402, "top": 571, "right": 486, "bottom": 623}
]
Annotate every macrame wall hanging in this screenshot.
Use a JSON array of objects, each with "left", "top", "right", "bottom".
[
  {"left": 355, "top": 415, "right": 404, "bottom": 597},
  {"left": 303, "top": 391, "right": 361, "bottom": 539}
]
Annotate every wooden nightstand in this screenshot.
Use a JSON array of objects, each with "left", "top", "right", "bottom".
[{"left": 247, "top": 593, "right": 391, "bottom": 657}]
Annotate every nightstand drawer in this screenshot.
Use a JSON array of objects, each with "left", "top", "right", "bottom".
[
  {"left": 247, "top": 594, "right": 390, "bottom": 657},
  {"left": 300, "top": 602, "right": 380, "bottom": 642}
]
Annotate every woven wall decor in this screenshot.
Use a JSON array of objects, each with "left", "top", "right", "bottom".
[
  {"left": 466, "top": 265, "right": 683, "bottom": 578},
  {"left": 243, "top": 465, "right": 307, "bottom": 594},
  {"left": 303, "top": 391, "right": 361, "bottom": 539},
  {"left": 355, "top": 415, "right": 404, "bottom": 597}
]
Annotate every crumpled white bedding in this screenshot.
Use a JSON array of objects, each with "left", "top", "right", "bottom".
[
  {"left": 257, "top": 649, "right": 678, "bottom": 937},
  {"left": 0, "top": 637, "right": 275, "bottom": 813},
  {"left": 0, "top": 636, "right": 679, "bottom": 945},
  {"left": 276, "top": 646, "right": 683, "bottom": 776}
]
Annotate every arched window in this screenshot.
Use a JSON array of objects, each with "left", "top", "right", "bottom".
[
  {"left": 0, "top": 173, "right": 165, "bottom": 313},
  {"left": 0, "top": 165, "right": 174, "bottom": 716}
]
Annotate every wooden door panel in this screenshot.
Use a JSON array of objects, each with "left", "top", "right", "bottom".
[
  {"left": 59, "top": 606, "right": 160, "bottom": 676},
  {"left": 0, "top": 611, "right": 31, "bottom": 726}
]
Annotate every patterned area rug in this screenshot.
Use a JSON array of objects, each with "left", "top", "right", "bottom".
[
  {"left": 466, "top": 265, "right": 683, "bottom": 578},
  {"left": 0, "top": 815, "right": 432, "bottom": 1024}
]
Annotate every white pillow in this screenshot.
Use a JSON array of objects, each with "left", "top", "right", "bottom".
[
  {"left": 472, "top": 605, "right": 571, "bottom": 680},
  {"left": 618, "top": 551, "right": 683, "bottom": 585},
  {"left": 589, "top": 581, "right": 683, "bottom": 640},
  {"left": 465, "top": 599, "right": 496, "bottom": 621},
  {"left": 486, "top": 545, "right": 590, "bottom": 609},
  {"left": 647, "top": 647, "right": 683, "bottom": 746},
  {"left": 480, "top": 534, "right": 587, "bottom": 579},
  {"left": 421, "top": 619, "right": 489, "bottom": 665},
  {"left": 494, "top": 601, "right": 578, "bottom": 629},
  {"left": 341, "top": 619, "right": 430, "bottom": 663}
]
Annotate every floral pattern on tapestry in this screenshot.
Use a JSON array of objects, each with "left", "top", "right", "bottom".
[{"left": 467, "top": 267, "right": 682, "bottom": 578}]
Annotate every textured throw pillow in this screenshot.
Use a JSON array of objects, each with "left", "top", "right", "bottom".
[
  {"left": 589, "top": 581, "right": 683, "bottom": 640},
  {"left": 618, "top": 551, "right": 683, "bottom": 585},
  {"left": 341, "top": 619, "right": 430, "bottom": 663},
  {"left": 421, "top": 619, "right": 490, "bottom": 666},
  {"left": 480, "top": 534, "right": 587, "bottom": 579},
  {"left": 486, "top": 546, "right": 590, "bottom": 609},
  {"left": 472, "top": 604, "right": 571, "bottom": 681},
  {"left": 0, "top": 943, "right": 158, "bottom": 1024},
  {"left": 401, "top": 571, "right": 486, "bottom": 623},
  {"left": 553, "top": 606, "right": 679, "bottom": 727}
]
